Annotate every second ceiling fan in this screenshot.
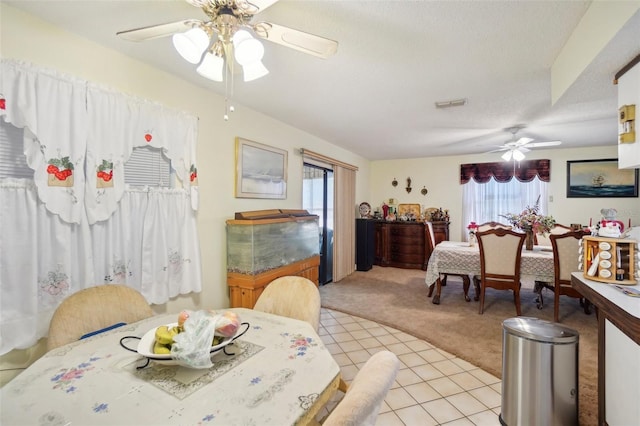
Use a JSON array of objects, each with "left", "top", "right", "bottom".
[{"left": 490, "top": 126, "right": 562, "bottom": 161}]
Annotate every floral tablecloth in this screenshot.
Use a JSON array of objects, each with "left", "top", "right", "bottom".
[
  {"left": 425, "top": 240, "right": 555, "bottom": 286},
  {"left": 0, "top": 308, "right": 340, "bottom": 425}
]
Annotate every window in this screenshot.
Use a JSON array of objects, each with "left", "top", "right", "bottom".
[
  {"left": 0, "top": 120, "right": 33, "bottom": 179},
  {"left": 462, "top": 176, "right": 548, "bottom": 235},
  {"left": 124, "top": 146, "right": 173, "bottom": 187}
]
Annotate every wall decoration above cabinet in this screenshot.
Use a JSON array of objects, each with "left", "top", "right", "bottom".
[{"left": 406, "top": 177, "right": 412, "bottom": 193}]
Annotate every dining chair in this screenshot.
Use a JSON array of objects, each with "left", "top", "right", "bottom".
[
  {"left": 476, "top": 228, "right": 526, "bottom": 315},
  {"left": 550, "top": 231, "right": 592, "bottom": 322},
  {"left": 425, "top": 221, "right": 473, "bottom": 302},
  {"left": 534, "top": 223, "right": 572, "bottom": 246},
  {"left": 47, "top": 284, "right": 154, "bottom": 351},
  {"left": 253, "top": 276, "right": 321, "bottom": 331},
  {"left": 476, "top": 221, "right": 513, "bottom": 232},
  {"left": 533, "top": 223, "right": 573, "bottom": 307},
  {"left": 322, "top": 350, "right": 399, "bottom": 426}
]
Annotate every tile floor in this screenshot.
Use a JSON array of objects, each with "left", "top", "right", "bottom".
[{"left": 317, "top": 308, "right": 503, "bottom": 426}]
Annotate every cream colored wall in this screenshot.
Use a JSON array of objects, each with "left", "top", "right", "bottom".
[
  {"left": 0, "top": 4, "right": 369, "bottom": 382},
  {"left": 370, "top": 145, "right": 640, "bottom": 241}
]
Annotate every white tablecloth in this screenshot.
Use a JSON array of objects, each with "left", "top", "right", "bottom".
[
  {"left": 425, "top": 240, "right": 555, "bottom": 286},
  {"left": 0, "top": 308, "right": 340, "bottom": 425}
]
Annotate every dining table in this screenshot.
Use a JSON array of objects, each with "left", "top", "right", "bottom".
[
  {"left": 425, "top": 240, "right": 556, "bottom": 304},
  {"left": 0, "top": 308, "right": 341, "bottom": 426}
]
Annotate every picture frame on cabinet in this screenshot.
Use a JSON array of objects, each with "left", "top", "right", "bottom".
[
  {"left": 566, "top": 159, "right": 639, "bottom": 198},
  {"left": 235, "top": 137, "right": 288, "bottom": 199}
]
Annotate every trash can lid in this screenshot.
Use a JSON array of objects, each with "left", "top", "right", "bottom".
[{"left": 502, "top": 317, "right": 579, "bottom": 343}]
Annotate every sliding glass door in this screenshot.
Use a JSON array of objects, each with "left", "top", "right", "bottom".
[{"left": 302, "top": 164, "right": 334, "bottom": 284}]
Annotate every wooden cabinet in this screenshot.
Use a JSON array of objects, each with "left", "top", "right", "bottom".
[
  {"left": 373, "top": 221, "right": 449, "bottom": 270},
  {"left": 227, "top": 256, "right": 320, "bottom": 308},
  {"left": 430, "top": 221, "right": 450, "bottom": 245}
]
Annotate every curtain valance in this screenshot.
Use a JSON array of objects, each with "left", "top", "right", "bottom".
[
  {"left": 0, "top": 59, "right": 199, "bottom": 224},
  {"left": 460, "top": 159, "right": 550, "bottom": 184},
  {"left": 1, "top": 60, "right": 88, "bottom": 223}
]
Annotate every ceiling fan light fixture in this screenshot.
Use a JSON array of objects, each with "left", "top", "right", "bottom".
[
  {"left": 233, "top": 30, "right": 265, "bottom": 65},
  {"left": 172, "top": 27, "right": 210, "bottom": 64},
  {"left": 501, "top": 151, "right": 513, "bottom": 161},
  {"left": 196, "top": 52, "right": 224, "bottom": 82},
  {"left": 242, "top": 60, "right": 269, "bottom": 82},
  {"left": 512, "top": 149, "right": 526, "bottom": 161}
]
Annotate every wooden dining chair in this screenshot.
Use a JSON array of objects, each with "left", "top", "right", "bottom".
[
  {"left": 47, "top": 284, "right": 154, "bottom": 351},
  {"left": 534, "top": 223, "right": 572, "bottom": 246},
  {"left": 322, "top": 350, "right": 399, "bottom": 426},
  {"left": 476, "top": 228, "right": 526, "bottom": 315},
  {"left": 476, "top": 221, "right": 513, "bottom": 232},
  {"left": 425, "top": 221, "right": 473, "bottom": 302},
  {"left": 550, "top": 231, "right": 592, "bottom": 322}
]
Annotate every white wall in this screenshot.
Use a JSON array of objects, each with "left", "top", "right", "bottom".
[{"left": 370, "top": 146, "right": 640, "bottom": 241}]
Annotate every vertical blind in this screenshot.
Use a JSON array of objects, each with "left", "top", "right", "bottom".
[{"left": 301, "top": 149, "right": 358, "bottom": 281}]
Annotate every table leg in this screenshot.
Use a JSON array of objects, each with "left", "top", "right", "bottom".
[
  {"left": 462, "top": 275, "right": 471, "bottom": 302},
  {"left": 432, "top": 278, "right": 442, "bottom": 304},
  {"left": 472, "top": 276, "right": 480, "bottom": 301}
]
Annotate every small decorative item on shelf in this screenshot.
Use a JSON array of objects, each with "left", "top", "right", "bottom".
[
  {"left": 500, "top": 195, "right": 555, "bottom": 250},
  {"left": 421, "top": 186, "right": 428, "bottom": 196},
  {"left": 431, "top": 208, "right": 448, "bottom": 222},
  {"left": 381, "top": 202, "right": 389, "bottom": 219},
  {"left": 358, "top": 202, "right": 372, "bottom": 218},
  {"left": 467, "top": 222, "right": 479, "bottom": 247},
  {"left": 391, "top": 178, "right": 398, "bottom": 187}
]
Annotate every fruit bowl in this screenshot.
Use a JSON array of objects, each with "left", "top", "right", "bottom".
[{"left": 136, "top": 322, "right": 248, "bottom": 362}]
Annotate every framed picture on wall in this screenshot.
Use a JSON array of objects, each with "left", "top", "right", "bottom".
[
  {"left": 235, "top": 137, "right": 288, "bottom": 199},
  {"left": 566, "top": 159, "right": 639, "bottom": 198}
]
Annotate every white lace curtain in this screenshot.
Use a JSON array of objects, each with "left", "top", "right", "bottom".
[
  {"left": 461, "top": 176, "right": 549, "bottom": 240},
  {"left": 0, "top": 60, "right": 202, "bottom": 354}
]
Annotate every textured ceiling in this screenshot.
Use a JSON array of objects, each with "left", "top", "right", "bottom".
[{"left": 4, "top": 0, "right": 640, "bottom": 160}]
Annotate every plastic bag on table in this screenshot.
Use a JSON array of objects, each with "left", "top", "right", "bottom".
[
  {"left": 171, "top": 310, "right": 242, "bottom": 369},
  {"left": 171, "top": 310, "right": 217, "bottom": 369}
]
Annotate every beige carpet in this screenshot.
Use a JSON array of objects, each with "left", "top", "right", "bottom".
[{"left": 319, "top": 266, "right": 598, "bottom": 426}]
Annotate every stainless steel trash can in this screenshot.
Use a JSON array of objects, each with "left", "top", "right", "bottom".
[{"left": 499, "top": 317, "right": 579, "bottom": 426}]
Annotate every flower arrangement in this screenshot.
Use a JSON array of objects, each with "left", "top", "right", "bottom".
[
  {"left": 467, "top": 221, "right": 479, "bottom": 235},
  {"left": 500, "top": 195, "right": 556, "bottom": 235}
]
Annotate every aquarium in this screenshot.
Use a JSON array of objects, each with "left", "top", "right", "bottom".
[{"left": 226, "top": 215, "right": 320, "bottom": 275}]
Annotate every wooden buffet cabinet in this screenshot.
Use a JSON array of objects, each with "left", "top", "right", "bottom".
[
  {"left": 226, "top": 210, "right": 320, "bottom": 309},
  {"left": 371, "top": 220, "right": 449, "bottom": 270}
]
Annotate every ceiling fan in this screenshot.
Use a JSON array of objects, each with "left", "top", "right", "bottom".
[
  {"left": 489, "top": 126, "right": 562, "bottom": 161},
  {"left": 117, "top": 0, "right": 338, "bottom": 82}
]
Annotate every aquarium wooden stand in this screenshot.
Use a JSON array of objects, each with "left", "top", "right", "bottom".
[{"left": 227, "top": 256, "right": 320, "bottom": 308}]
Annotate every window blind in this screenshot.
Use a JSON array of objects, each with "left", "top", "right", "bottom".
[{"left": 0, "top": 120, "right": 34, "bottom": 179}]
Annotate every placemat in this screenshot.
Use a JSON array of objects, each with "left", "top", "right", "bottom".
[{"left": 124, "top": 340, "right": 264, "bottom": 399}]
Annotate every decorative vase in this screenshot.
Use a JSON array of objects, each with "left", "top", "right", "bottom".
[
  {"left": 524, "top": 228, "right": 534, "bottom": 251},
  {"left": 469, "top": 233, "right": 477, "bottom": 247}
]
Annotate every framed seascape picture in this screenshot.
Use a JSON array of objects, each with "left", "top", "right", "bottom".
[
  {"left": 566, "top": 159, "right": 639, "bottom": 198},
  {"left": 235, "top": 137, "right": 288, "bottom": 199}
]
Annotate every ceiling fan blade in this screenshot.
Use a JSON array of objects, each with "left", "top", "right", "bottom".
[
  {"left": 517, "top": 147, "right": 531, "bottom": 153},
  {"left": 526, "top": 141, "right": 562, "bottom": 148},
  {"left": 117, "top": 20, "right": 203, "bottom": 41},
  {"left": 515, "top": 137, "right": 534, "bottom": 146},
  {"left": 241, "top": 0, "right": 280, "bottom": 13},
  {"left": 253, "top": 22, "right": 338, "bottom": 58},
  {"left": 486, "top": 146, "right": 509, "bottom": 153}
]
